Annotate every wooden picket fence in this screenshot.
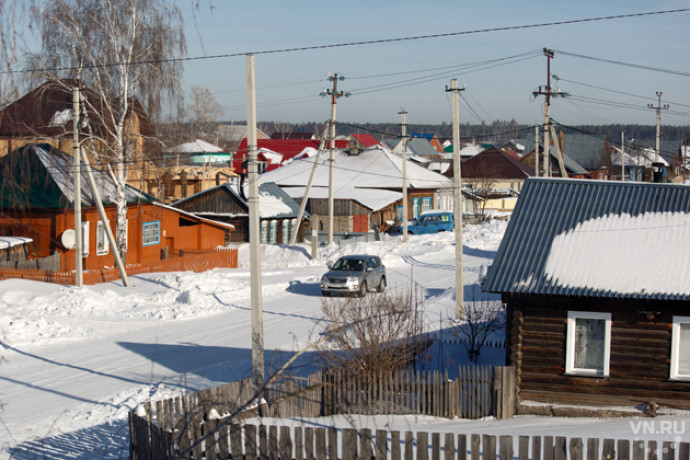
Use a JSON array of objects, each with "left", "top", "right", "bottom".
[
  {"left": 130, "top": 366, "right": 516, "bottom": 458},
  {"left": 128, "top": 419, "right": 690, "bottom": 460},
  {"left": 265, "top": 366, "right": 508, "bottom": 420},
  {"left": 0, "top": 247, "right": 238, "bottom": 285}
]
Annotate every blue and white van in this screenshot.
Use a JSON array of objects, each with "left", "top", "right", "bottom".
[{"left": 407, "top": 210, "right": 455, "bottom": 235}]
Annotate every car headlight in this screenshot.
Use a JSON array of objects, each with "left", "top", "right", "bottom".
[{"left": 347, "top": 276, "right": 360, "bottom": 285}]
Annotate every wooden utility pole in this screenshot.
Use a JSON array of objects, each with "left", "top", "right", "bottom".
[
  {"left": 246, "top": 54, "right": 264, "bottom": 396},
  {"left": 322, "top": 74, "right": 347, "bottom": 245},
  {"left": 399, "top": 109, "right": 409, "bottom": 241},
  {"left": 446, "top": 79, "right": 465, "bottom": 320},
  {"left": 534, "top": 125, "right": 539, "bottom": 177},
  {"left": 72, "top": 86, "right": 83, "bottom": 287},
  {"left": 648, "top": 91, "right": 669, "bottom": 164}
]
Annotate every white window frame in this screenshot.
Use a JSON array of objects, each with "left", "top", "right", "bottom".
[
  {"left": 96, "top": 220, "right": 110, "bottom": 255},
  {"left": 142, "top": 220, "right": 161, "bottom": 246},
  {"left": 260, "top": 221, "right": 268, "bottom": 244},
  {"left": 671, "top": 316, "right": 690, "bottom": 381},
  {"left": 81, "top": 221, "right": 90, "bottom": 258},
  {"left": 565, "top": 311, "right": 611, "bottom": 377},
  {"left": 282, "top": 219, "right": 289, "bottom": 244}
]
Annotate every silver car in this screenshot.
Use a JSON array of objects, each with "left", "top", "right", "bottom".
[{"left": 320, "top": 255, "right": 386, "bottom": 297}]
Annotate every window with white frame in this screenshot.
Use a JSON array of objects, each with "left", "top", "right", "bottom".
[
  {"left": 565, "top": 311, "right": 611, "bottom": 377},
  {"left": 671, "top": 316, "right": 690, "bottom": 380},
  {"left": 96, "top": 221, "right": 109, "bottom": 255},
  {"left": 282, "top": 219, "right": 289, "bottom": 244},
  {"left": 260, "top": 221, "right": 268, "bottom": 244},
  {"left": 269, "top": 220, "right": 277, "bottom": 244},
  {"left": 422, "top": 196, "right": 432, "bottom": 213},
  {"left": 81, "top": 221, "right": 90, "bottom": 258},
  {"left": 290, "top": 219, "right": 297, "bottom": 241},
  {"left": 142, "top": 221, "right": 161, "bottom": 246}
]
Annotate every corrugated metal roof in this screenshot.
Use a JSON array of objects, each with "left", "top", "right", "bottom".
[{"left": 483, "top": 177, "right": 690, "bottom": 301}]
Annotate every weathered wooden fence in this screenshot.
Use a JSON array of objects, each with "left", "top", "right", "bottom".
[
  {"left": 129, "top": 420, "right": 690, "bottom": 460},
  {"left": 0, "top": 247, "right": 238, "bottom": 285},
  {"left": 265, "top": 366, "right": 509, "bottom": 420},
  {"left": 131, "top": 366, "right": 516, "bottom": 458}
]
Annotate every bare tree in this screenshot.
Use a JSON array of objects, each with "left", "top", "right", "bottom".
[
  {"left": 188, "top": 85, "right": 223, "bottom": 140},
  {"left": 0, "top": 0, "right": 23, "bottom": 111},
  {"left": 449, "top": 283, "right": 505, "bottom": 363},
  {"left": 30, "top": 0, "right": 186, "bottom": 262},
  {"left": 316, "top": 290, "right": 426, "bottom": 377}
]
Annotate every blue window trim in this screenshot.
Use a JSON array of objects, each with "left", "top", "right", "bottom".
[{"left": 142, "top": 221, "right": 161, "bottom": 246}]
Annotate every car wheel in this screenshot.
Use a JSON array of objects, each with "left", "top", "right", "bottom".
[
  {"left": 377, "top": 276, "right": 386, "bottom": 293},
  {"left": 358, "top": 280, "right": 368, "bottom": 297}
]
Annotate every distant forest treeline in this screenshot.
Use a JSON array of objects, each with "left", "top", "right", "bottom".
[{"left": 254, "top": 120, "right": 690, "bottom": 145}]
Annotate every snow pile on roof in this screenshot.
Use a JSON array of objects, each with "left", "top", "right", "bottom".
[
  {"left": 48, "top": 108, "right": 73, "bottom": 127},
  {"left": 259, "top": 146, "right": 451, "bottom": 189},
  {"left": 285, "top": 186, "right": 402, "bottom": 212},
  {"left": 259, "top": 149, "right": 284, "bottom": 165},
  {"left": 166, "top": 139, "right": 223, "bottom": 153},
  {"left": 610, "top": 146, "right": 669, "bottom": 167},
  {"left": 258, "top": 189, "right": 294, "bottom": 218},
  {"left": 544, "top": 211, "right": 690, "bottom": 296},
  {"left": 0, "top": 236, "right": 33, "bottom": 249}
]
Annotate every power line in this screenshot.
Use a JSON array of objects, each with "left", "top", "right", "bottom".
[
  {"left": 7, "top": 9, "right": 689, "bottom": 75},
  {"left": 554, "top": 49, "right": 690, "bottom": 78}
]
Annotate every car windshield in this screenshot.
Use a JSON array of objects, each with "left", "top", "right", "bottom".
[{"left": 333, "top": 258, "right": 363, "bottom": 271}]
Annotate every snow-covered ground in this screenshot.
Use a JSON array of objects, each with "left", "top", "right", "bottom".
[{"left": 0, "top": 220, "right": 687, "bottom": 458}]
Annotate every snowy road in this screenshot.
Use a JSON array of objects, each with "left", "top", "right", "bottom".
[{"left": 0, "top": 227, "right": 503, "bottom": 458}]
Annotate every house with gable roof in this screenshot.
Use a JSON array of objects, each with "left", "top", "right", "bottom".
[
  {"left": 257, "top": 145, "right": 452, "bottom": 233},
  {"left": 483, "top": 177, "right": 690, "bottom": 412},
  {"left": 173, "top": 181, "right": 308, "bottom": 244},
  {"left": 0, "top": 79, "right": 157, "bottom": 193},
  {"left": 0, "top": 143, "right": 234, "bottom": 275}
]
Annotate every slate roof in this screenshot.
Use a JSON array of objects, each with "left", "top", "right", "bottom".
[
  {"left": 483, "top": 177, "right": 690, "bottom": 301},
  {"left": 0, "top": 143, "right": 154, "bottom": 209},
  {"left": 257, "top": 146, "right": 452, "bottom": 190},
  {"left": 451, "top": 147, "right": 534, "bottom": 179}
]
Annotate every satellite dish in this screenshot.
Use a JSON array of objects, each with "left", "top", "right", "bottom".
[{"left": 60, "top": 229, "right": 76, "bottom": 250}]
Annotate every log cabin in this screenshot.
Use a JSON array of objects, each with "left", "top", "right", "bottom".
[{"left": 483, "top": 177, "right": 690, "bottom": 412}]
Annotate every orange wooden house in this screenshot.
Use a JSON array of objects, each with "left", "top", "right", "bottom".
[{"left": 0, "top": 143, "right": 234, "bottom": 274}]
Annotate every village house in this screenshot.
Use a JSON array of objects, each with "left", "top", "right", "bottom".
[
  {"left": 0, "top": 79, "right": 156, "bottom": 193},
  {"left": 257, "top": 145, "right": 452, "bottom": 234},
  {"left": 483, "top": 177, "right": 690, "bottom": 412},
  {"left": 0, "top": 143, "right": 234, "bottom": 276},
  {"left": 172, "top": 181, "right": 308, "bottom": 244}
]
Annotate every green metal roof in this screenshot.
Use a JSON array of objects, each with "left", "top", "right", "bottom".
[{"left": 0, "top": 143, "right": 155, "bottom": 209}]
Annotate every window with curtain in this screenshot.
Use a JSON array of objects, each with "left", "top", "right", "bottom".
[
  {"left": 260, "top": 221, "right": 268, "bottom": 244},
  {"left": 566, "top": 311, "right": 611, "bottom": 376},
  {"left": 96, "top": 221, "right": 109, "bottom": 255},
  {"left": 270, "top": 220, "right": 277, "bottom": 244}
]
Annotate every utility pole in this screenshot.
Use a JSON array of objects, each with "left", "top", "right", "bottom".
[
  {"left": 446, "top": 79, "right": 465, "bottom": 320},
  {"left": 648, "top": 91, "right": 669, "bottom": 163},
  {"left": 399, "top": 109, "right": 409, "bottom": 242},
  {"left": 532, "top": 49, "right": 565, "bottom": 178},
  {"left": 621, "top": 132, "right": 625, "bottom": 181},
  {"left": 534, "top": 125, "right": 539, "bottom": 177},
  {"left": 321, "top": 74, "right": 348, "bottom": 245},
  {"left": 246, "top": 54, "right": 264, "bottom": 397},
  {"left": 72, "top": 86, "right": 83, "bottom": 287}
]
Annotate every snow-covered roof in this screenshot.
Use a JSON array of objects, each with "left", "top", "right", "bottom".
[
  {"left": 484, "top": 177, "right": 690, "bottom": 301},
  {"left": 610, "top": 145, "right": 670, "bottom": 168},
  {"left": 258, "top": 146, "right": 452, "bottom": 190},
  {"left": 165, "top": 139, "right": 223, "bottom": 153},
  {"left": 284, "top": 186, "right": 402, "bottom": 212},
  {"left": 0, "top": 236, "right": 33, "bottom": 249}
]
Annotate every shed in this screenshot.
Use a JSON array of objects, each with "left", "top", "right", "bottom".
[{"left": 483, "top": 177, "right": 690, "bottom": 411}]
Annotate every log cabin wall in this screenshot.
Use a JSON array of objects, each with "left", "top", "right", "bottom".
[{"left": 505, "top": 294, "right": 690, "bottom": 410}]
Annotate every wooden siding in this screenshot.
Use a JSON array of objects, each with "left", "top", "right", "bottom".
[
  {"left": 175, "top": 187, "right": 247, "bottom": 215},
  {"left": 506, "top": 295, "right": 690, "bottom": 410}
]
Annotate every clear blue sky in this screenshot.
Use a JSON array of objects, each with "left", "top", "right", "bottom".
[{"left": 180, "top": 1, "right": 690, "bottom": 128}]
